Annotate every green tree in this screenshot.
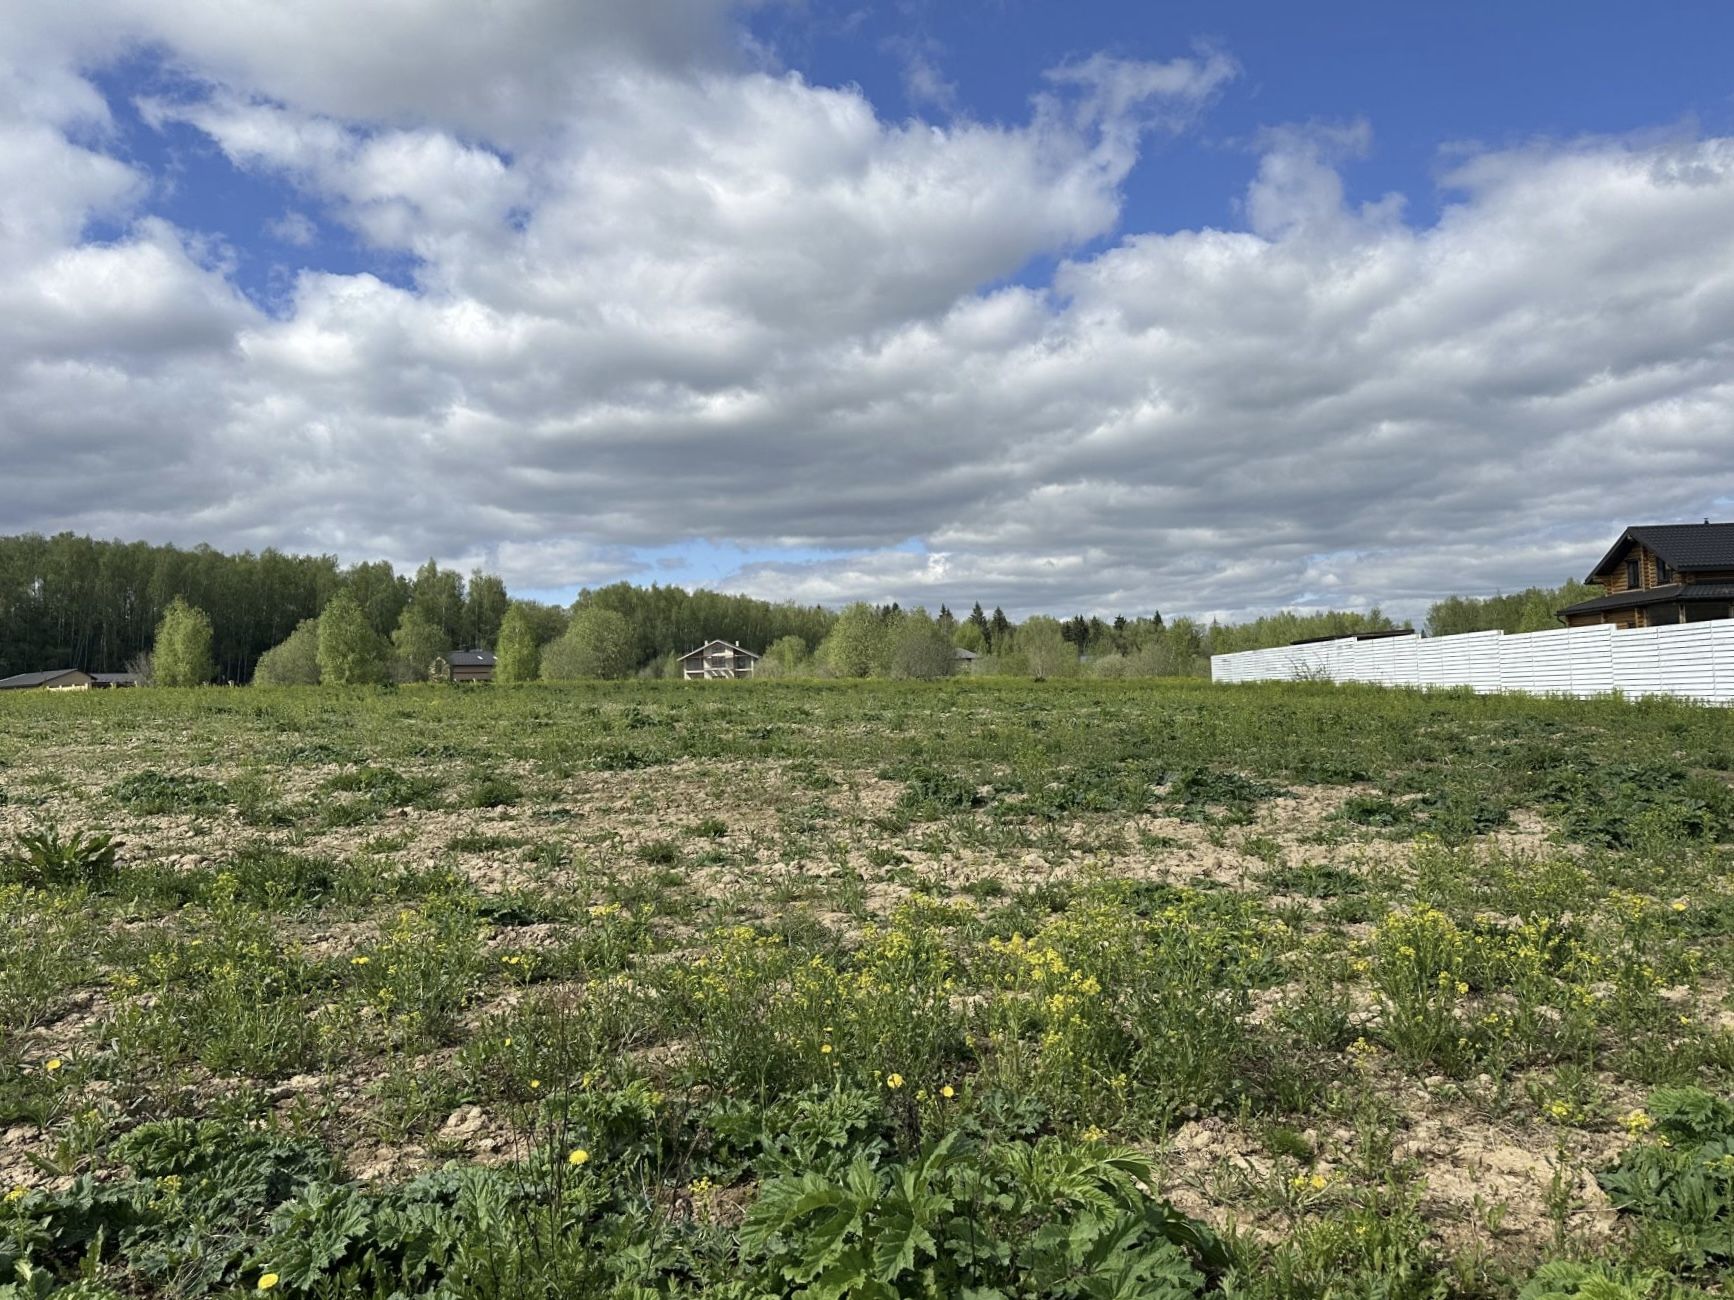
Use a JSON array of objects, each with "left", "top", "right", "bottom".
[
  {"left": 317, "top": 590, "right": 388, "bottom": 685},
  {"left": 952, "top": 620, "right": 987, "bottom": 654},
  {"left": 888, "top": 610, "right": 956, "bottom": 680},
  {"left": 1138, "top": 617, "right": 1207, "bottom": 677},
  {"left": 152, "top": 597, "right": 214, "bottom": 686},
  {"left": 1425, "top": 581, "right": 1601, "bottom": 637},
  {"left": 1206, "top": 608, "right": 1399, "bottom": 656},
  {"left": 411, "top": 559, "right": 466, "bottom": 648},
  {"left": 966, "top": 602, "right": 991, "bottom": 646},
  {"left": 463, "top": 571, "right": 510, "bottom": 648},
  {"left": 343, "top": 560, "right": 410, "bottom": 637},
  {"left": 494, "top": 603, "right": 541, "bottom": 683},
  {"left": 760, "top": 634, "right": 810, "bottom": 677},
  {"left": 820, "top": 603, "right": 888, "bottom": 678},
  {"left": 252, "top": 618, "right": 321, "bottom": 685},
  {"left": 540, "top": 606, "right": 636, "bottom": 680},
  {"left": 391, "top": 603, "right": 449, "bottom": 682},
  {"left": 1017, "top": 615, "right": 1080, "bottom": 679}
]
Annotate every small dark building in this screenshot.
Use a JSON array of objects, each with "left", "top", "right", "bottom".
[
  {"left": 1559, "top": 522, "right": 1734, "bottom": 629},
  {"left": 446, "top": 650, "right": 497, "bottom": 683}
]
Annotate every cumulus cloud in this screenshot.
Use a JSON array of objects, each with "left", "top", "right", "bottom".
[{"left": 1, "top": 2, "right": 1732, "bottom": 621}]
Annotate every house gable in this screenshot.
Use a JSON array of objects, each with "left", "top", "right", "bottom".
[
  {"left": 678, "top": 640, "right": 760, "bottom": 679},
  {"left": 1563, "top": 522, "right": 1734, "bottom": 628}
]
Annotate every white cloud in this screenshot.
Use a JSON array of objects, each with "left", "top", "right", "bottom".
[
  {"left": 1, "top": 5, "right": 1733, "bottom": 624},
  {"left": 266, "top": 210, "right": 318, "bottom": 246}
]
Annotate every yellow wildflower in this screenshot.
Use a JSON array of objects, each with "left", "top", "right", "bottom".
[
  {"left": 885, "top": 1073, "right": 905, "bottom": 1090},
  {"left": 257, "top": 1275, "right": 280, "bottom": 1291},
  {"left": 568, "top": 1148, "right": 590, "bottom": 1166},
  {"left": 44, "top": 1059, "right": 62, "bottom": 1073},
  {"left": 940, "top": 1085, "right": 955, "bottom": 1099},
  {"left": 4, "top": 1186, "right": 26, "bottom": 1204},
  {"left": 529, "top": 1079, "right": 541, "bottom": 1090},
  {"left": 351, "top": 956, "right": 369, "bottom": 966},
  {"left": 820, "top": 1043, "right": 833, "bottom": 1055}
]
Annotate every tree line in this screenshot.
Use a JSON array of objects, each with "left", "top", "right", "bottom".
[{"left": 1, "top": 531, "right": 1604, "bottom": 687}]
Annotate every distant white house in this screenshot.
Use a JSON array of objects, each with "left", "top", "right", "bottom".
[
  {"left": 678, "top": 640, "right": 760, "bottom": 679},
  {"left": 0, "top": 669, "right": 140, "bottom": 691}
]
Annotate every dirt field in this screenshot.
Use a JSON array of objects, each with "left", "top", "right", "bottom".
[{"left": 3, "top": 678, "right": 1732, "bottom": 1297}]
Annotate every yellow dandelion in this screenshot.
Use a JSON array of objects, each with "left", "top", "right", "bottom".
[
  {"left": 568, "top": 1148, "right": 590, "bottom": 1166},
  {"left": 257, "top": 1274, "right": 280, "bottom": 1291},
  {"left": 529, "top": 1079, "right": 541, "bottom": 1090},
  {"left": 350, "top": 956, "right": 369, "bottom": 966},
  {"left": 44, "top": 1059, "right": 62, "bottom": 1073},
  {"left": 820, "top": 1043, "right": 833, "bottom": 1055},
  {"left": 940, "top": 1085, "right": 955, "bottom": 1099},
  {"left": 885, "top": 1073, "right": 905, "bottom": 1091}
]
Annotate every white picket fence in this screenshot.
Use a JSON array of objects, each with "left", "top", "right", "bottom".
[{"left": 1210, "top": 619, "right": 1734, "bottom": 704}]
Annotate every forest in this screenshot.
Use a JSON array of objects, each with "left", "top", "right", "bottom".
[{"left": 0, "top": 532, "right": 1598, "bottom": 685}]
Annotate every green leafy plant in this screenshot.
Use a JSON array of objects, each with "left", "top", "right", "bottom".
[
  {"left": 106, "top": 770, "right": 228, "bottom": 814},
  {"left": 1599, "top": 1089, "right": 1734, "bottom": 1270},
  {"left": 1519, "top": 1259, "right": 1705, "bottom": 1299},
  {"left": 1, "top": 827, "right": 121, "bottom": 890},
  {"left": 741, "top": 1132, "right": 1225, "bottom": 1299}
]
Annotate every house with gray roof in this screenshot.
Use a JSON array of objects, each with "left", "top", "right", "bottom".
[{"left": 1560, "top": 522, "right": 1734, "bottom": 628}]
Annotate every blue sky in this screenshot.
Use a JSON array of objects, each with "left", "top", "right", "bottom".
[
  {"left": 92, "top": 4, "right": 1734, "bottom": 311},
  {"left": 750, "top": 2, "right": 1734, "bottom": 284},
  {"left": 4, "top": 1, "right": 1734, "bottom": 620}
]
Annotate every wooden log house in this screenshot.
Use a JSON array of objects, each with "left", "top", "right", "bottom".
[{"left": 1558, "top": 522, "right": 1734, "bottom": 629}]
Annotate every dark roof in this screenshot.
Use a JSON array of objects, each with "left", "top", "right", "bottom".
[
  {"left": 447, "top": 650, "right": 496, "bottom": 667},
  {"left": 91, "top": 673, "right": 141, "bottom": 686},
  {"left": 1289, "top": 628, "right": 1416, "bottom": 646},
  {"left": 1587, "top": 523, "right": 1734, "bottom": 581},
  {"left": 678, "top": 640, "right": 760, "bottom": 660},
  {"left": 1559, "top": 583, "right": 1734, "bottom": 616},
  {"left": 0, "top": 669, "right": 88, "bottom": 689}
]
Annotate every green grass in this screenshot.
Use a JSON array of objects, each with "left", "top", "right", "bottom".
[{"left": 1, "top": 678, "right": 1733, "bottom": 1297}]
